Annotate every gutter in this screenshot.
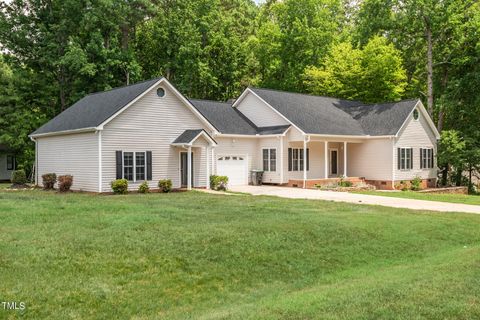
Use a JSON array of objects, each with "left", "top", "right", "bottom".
[{"left": 29, "top": 127, "right": 98, "bottom": 139}]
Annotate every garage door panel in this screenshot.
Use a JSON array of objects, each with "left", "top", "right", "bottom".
[{"left": 217, "top": 155, "right": 247, "bottom": 186}]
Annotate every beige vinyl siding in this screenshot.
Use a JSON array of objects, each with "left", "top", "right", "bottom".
[
  {"left": 236, "top": 92, "right": 289, "bottom": 127},
  {"left": 101, "top": 85, "right": 212, "bottom": 191},
  {"left": 36, "top": 132, "right": 99, "bottom": 191},
  {"left": 0, "top": 154, "right": 15, "bottom": 180},
  {"left": 347, "top": 138, "right": 393, "bottom": 180},
  {"left": 213, "top": 137, "right": 258, "bottom": 184},
  {"left": 287, "top": 141, "right": 326, "bottom": 180},
  {"left": 258, "top": 137, "right": 282, "bottom": 183},
  {"left": 395, "top": 112, "right": 437, "bottom": 181}
]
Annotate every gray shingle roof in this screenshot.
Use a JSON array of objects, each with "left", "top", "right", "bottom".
[
  {"left": 31, "top": 77, "right": 163, "bottom": 135},
  {"left": 338, "top": 99, "right": 420, "bottom": 136},
  {"left": 250, "top": 88, "right": 418, "bottom": 136},
  {"left": 190, "top": 99, "right": 291, "bottom": 135},
  {"left": 189, "top": 99, "right": 258, "bottom": 135},
  {"left": 172, "top": 129, "right": 216, "bottom": 144}
]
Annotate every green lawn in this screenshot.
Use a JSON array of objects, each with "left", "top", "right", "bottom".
[
  {"left": 355, "top": 190, "right": 480, "bottom": 206},
  {"left": 1, "top": 188, "right": 480, "bottom": 319}
]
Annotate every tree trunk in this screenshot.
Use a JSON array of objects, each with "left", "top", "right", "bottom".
[
  {"left": 425, "top": 17, "right": 434, "bottom": 116},
  {"left": 437, "top": 66, "right": 448, "bottom": 132},
  {"left": 441, "top": 164, "right": 449, "bottom": 186}
]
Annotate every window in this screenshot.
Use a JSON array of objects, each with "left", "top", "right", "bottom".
[
  {"left": 136, "top": 152, "right": 146, "bottom": 181},
  {"left": 292, "top": 149, "right": 299, "bottom": 171},
  {"left": 397, "top": 148, "right": 413, "bottom": 170},
  {"left": 288, "top": 148, "right": 309, "bottom": 171},
  {"left": 123, "top": 152, "right": 134, "bottom": 181},
  {"left": 6, "top": 155, "right": 15, "bottom": 171},
  {"left": 156, "top": 87, "right": 165, "bottom": 97},
  {"left": 262, "top": 148, "right": 276, "bottom": 172},
  {"left": 413, "top": 109, "right": 419, "bottom": 120},
  {"left": 420, "top": 148, "right": 434, "bottom": 169}
]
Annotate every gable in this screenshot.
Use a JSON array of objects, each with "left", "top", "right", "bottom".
[
  {"left": 104, "top": 84, "right": 210, "bottom": 133},
  {"left": 396, "top": 110, "right": 438, "bottom": 147},
  {"left": 235, "top": 91, "right": 290, "bottom": 128}
]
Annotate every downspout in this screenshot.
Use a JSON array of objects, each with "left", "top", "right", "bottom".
[{"left": 97, "top": 130, "right": 102, "bottom": 193}]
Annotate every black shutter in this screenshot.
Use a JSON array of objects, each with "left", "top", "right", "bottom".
[
  {"left": 288, "top": 148, "right": 292, "bottom": 171},
  {"left": 116, "top": 151, "right": 123, "bottom": 179},
  {"left": 410, "top": 148, "right": 413, "bottom": 169},
  {"left": 307, "top": 148, "right": 310, "bottom": 171},
  {"left": 420, "top": 148, "right": 423, "bottom": 169},
  {"left": 146, "top": 151, "right": 152, "bottom": 180},
  {"left": 397, "top": 148, "right": 401, "bottom": 170}
]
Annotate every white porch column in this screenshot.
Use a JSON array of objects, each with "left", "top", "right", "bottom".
[
  {"left": 343, "top": 141, "right": 347, "bottom": 178},
  {"left": 206, "top": 146, "right": 210, "bottom": 189},
  {"left": 324, "top": 141, "right": 328, "bottom": 178},
  {"left": 303, "top": 138, "right": 308, "bottom": 188},
  {"left": 211, "top": 147, "right": 215, "bottom": 175},
  {"left": 280, "top": 135, "right": 284, "bottom": 184},
  {"left": 187, "top": 146, "right": 192, "bottom": 190}
]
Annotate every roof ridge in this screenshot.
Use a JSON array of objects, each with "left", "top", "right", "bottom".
[
  {"left": 250, "top": 87, "right": 363, "bottom": 104},
  {"left": 357, "top": 98, "right": 420, "bottom": 107},
  {"left": 85, "top": 77, "right": 164, "bottom": 97},
  {"left": 188, "top": 98, "right": 231, "bottom": 105}
]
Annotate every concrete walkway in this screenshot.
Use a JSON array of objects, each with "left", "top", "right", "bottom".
[{"left": 229, "top": 185, "right": 480, "bottom": 214}]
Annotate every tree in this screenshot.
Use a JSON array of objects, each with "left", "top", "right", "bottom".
[
  {"left": 303, "top": 36, "right": 407, "bottom": 103},
  {"left": 251, "top": 0, "right": 347, "bottom": 91}
]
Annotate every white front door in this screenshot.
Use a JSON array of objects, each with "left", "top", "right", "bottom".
[{"left": 216, "top": 155, "right": 248, "bottom": 186}]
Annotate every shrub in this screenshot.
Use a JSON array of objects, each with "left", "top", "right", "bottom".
[
  {"left": 111, "top": 179, "right": 128, "bottom": 194},
  {"left": 58, "top": 175, "right": 73, "bottom": 192},
  {"left": 410, "top": 176, "right": 422, "bottom": 191},
  {"left": 158, "top": 179, "right": 172, "bottom": 193},
  {"left": 138, "top": 181, "right": 150, "bottom": 193},
  {"left": 11, "top": 169, "right": 27, "bottom": 185},
  {"left": 338, "top": 177, "right": 353, "bottom": 188},
  {"left": 42, "top": 173, "right": 57, "bottom": 190},
  {"left": 210, "top": 175, "right": 229, "bottom": 191}
]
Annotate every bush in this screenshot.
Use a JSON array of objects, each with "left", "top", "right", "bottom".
[
  {"left": 338, "top": 176, "right": 353, "bottom": 187},
  {"left": 111, "top": 179, "right": 128, "bottom": 194},
  {"left": 410, "top": 176, "right": 423, "bottom": 191},
  {"left": 11, "top": 169, "right": 27, "bottom": 185},
  {"left": 210, "top": 175, "right": 229, "bottom": 191},
  {"left": 138, "top": 181, "right": 150, "bottom": 193},
  {"left": 58, "top": 175, "right": 73, "bottom": 192},
  {"left": 42, "top": 173, "right": 57, "bottom": 190},
  {"left": 158, "top": 179, "right": 172, "bottom": 193}
]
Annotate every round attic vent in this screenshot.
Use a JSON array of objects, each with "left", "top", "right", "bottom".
[{"left": 157, "top": 87, "right": 165, "bottom": 97}]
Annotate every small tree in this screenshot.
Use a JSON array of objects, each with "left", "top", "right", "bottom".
[{"left": 437, "top": 130, "right": 466, "bottom": 186}]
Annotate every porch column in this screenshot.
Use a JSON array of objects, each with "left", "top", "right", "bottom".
[
  {"left": 324, "top": 141, "right": 328, "bottom": 178},
  {"left": 303, "top": 138, "right": 308, "bottom": 188},
  {"left": 344, "top": 141, "right": 347, "bottom": 177},
  {"left": 206, "top": 146, "right": 210, "bottom": 189},
  {"left": 187, "top": 146, "right": 192, "bottom": 190}
]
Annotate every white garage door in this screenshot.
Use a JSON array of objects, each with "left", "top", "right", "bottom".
[{"left": 216, "top": 155, "right": 248, "bottom": 186}]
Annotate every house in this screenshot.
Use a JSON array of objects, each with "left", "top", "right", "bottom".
[
  {"left": 0, "top": 144, "right": 16, "bottom": 181},
  {"left": 29, "top": 77, "right": 440, "bottom": 192}
]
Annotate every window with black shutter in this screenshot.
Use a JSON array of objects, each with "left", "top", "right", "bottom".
[{"left": 116, "top": 150, "right": 152, "bottom": 181}]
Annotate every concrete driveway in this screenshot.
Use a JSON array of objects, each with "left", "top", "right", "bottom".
[{"left": 229, "top": 185, "right": 480, "bottom": 214}]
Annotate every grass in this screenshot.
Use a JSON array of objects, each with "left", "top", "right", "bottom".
[
  {"left": 355, "top": 190, "right": 480, "bottom": 206},
  {"left": 1, "top": 186, "right": 480, "bottom": 319}
]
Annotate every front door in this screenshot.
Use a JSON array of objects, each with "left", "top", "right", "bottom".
[
  {"left": 330, "top": 149, "right": 338, "bottom": 176},
  {"left": 180, "top": 152, "right": 194, "bottom": 188}
]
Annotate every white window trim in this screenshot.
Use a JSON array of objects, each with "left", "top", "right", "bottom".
[
  {"left": 262, "top": 148, "right": 277, "bottom": 172},
  {"left": 122, "top": 151, "right": 147, "bottom": 182},
  {"left": 399, "top": 147, "right": 413, "bottom": 171},
  {"left": 421, "top": 147, "right": 434, "bottom": 169},
  {"left": 289, "top": 148, "right": 309, "bottom": 172}
]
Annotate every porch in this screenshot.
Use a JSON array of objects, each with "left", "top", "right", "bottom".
[{"left": 286, "top": 137, "right": 364, "bottom": 189}]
